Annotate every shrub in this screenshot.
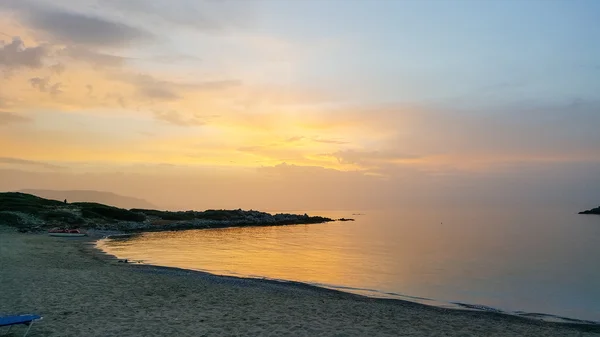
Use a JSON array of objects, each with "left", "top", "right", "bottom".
[
  {"left": 0, "top": 211, "right": 44, "bottom": 228},
  {"left": 130, "top": 209, "right": 196, "bottom": 221},
  {"left": 0, "top": 193, "right": 64, "bottom": 215},
  {"left": 73, "top": 202, "right": 146, "bottom": 222},
  {"left": 196, "top": 209, "right": 243, "bottom": 221},
  {"left": 42, "top": 210, "right": 84, "bottom": 224}
]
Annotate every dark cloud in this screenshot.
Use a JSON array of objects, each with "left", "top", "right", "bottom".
[
  {"left": 0, "top": 111, "right": 32, "bottom": 125},
  {"left": 153, "top": 110, "right": 217, "bottom": 127},
  {"left": 29, "top": 77, "right": 49, "bottom": 91},
  {"left": 0, "top": 157, "right": 63, "bottom": 170},
  {"left": 0, "top": 37, "right": 48, "bottom": 68},
  {"left": 29, "top": 77, "right": 62, "bottom": 95},
  {"left": 29, "top": 9, "right": 152, "bottom": 46},
  {"left": 1, "top": 0, "right": 153, "bottom": 47}
]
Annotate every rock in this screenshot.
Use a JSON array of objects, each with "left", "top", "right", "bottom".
[{"left": 579, "top": 206, "right": 600, "bottom": 215}]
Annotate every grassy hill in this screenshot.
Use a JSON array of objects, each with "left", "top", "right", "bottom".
[{"left": 0, "top": 192, "right": 333, "bottom": 232}]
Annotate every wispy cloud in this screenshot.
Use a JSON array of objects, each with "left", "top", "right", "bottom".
[
  {"left": 103, "top": 0, "right": 252, "bottom": 32},
  {"left": 153, "top": 110, "right": 219, "bottom": 127},
  {"left": 59, "top": 46, "right": 129, "bottom": 67},
  {"left": 313, "top": 138, "right": 348, "bottom": 145},
  {"left": 0, "top": 157, "right": 63, "bottom": 170},
  {"left": 0, "top": 111, "right": 32, "bottom": 125},
  {"left": 121, "top": 73, "right": 240, "bottom": 102},
  {"left": 331, "top": 149, "right": 419, "bottom": 166}
]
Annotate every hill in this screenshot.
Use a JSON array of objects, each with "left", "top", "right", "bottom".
[
  {"left": 579, "top": 206, "right": 600, "bottom": 215},
  {"left": 19, "top": 189, "right": 157, "bottom": 209},
  {"left": 0, "top": 192, "right": 333, "bottom": 232}
]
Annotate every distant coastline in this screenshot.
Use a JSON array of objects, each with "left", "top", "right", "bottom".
[{"left": 0, "top": 192, "right": 339, "bottom": 233}]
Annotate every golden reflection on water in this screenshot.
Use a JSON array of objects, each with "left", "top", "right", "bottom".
[{"left": 98, "top": 208, "right": 600, "bottom": 321}]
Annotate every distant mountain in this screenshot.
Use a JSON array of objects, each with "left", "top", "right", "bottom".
[
  {"left": 579, "top": 206, "right": 600, "bottom": 215},
  {"left": 19, "top": 189, "right": 157, "bottom": 209}
]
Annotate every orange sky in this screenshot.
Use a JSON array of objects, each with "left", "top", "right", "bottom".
[{"left": 1, "top": 0, "right": 599, "bottom": 210}]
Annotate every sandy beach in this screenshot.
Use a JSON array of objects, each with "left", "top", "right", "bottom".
[{"left": 1, "top": 227, "right": 598, "bottom": 337}]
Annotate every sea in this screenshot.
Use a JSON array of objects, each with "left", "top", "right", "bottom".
[{"left": 97, "top": 206, "right": 600, "bottom": 323}]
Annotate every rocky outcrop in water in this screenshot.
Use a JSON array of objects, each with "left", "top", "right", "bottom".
[{"left": 579, "top": 206, "right": 600, "bottom": 215}]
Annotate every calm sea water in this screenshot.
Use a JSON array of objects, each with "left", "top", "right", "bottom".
[{"left": 98, "top": 207, "right": 600, "bottom": 322}]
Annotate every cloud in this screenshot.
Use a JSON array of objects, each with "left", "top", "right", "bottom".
[
  {"left": 29, "top": 77, "right": 49, "bottom": 91},
  {"left": 122, "top": 73, "right": 240, "bottom": 101},
  {"left": 86, "top": 84, "right": 93, "bottom": 96},
  {"left": 331, "top": 149, "right": 418, "bottom": 166},
  {"left": 49, "top": 63, "right": 65, "bottom": 74},
  {"left": 29, "top": 77, "right": 62, "bottom": 95},
  {"left": 104, "top": 0, "right": 251, "bottom": 32},
  {"left": 0, "top": 111, "right": 32, "bottom": 125},
  {"left": 153, "top": 110, "right": 218, "bottom": 127},
  {"left": 312, "top": 137, "right": 348, "bottom": 145},
  {"left": 123, "top": 74, "right": 179, "bottom": 101},
  {"left": 139, "top": 85, "right": 180, "bottom": 101},
  {"left": 59, "top": 46, "right": 128, "bottom": 67},
  {"left": 282, "top": 136, "right": 348, "bottom": 145},
  {"left": 285, "top": 136, "right": 305, "bottom": 142},
  {"left": 22, "top": 5, "right": 153, "bottom": 47},
  {"left": 0, "top": 157, "right": 62, "bottom": 170},
  {"left": 103, "top": 93, "right": 127, "bottom": 108},
  {"left": 193, "top": 79, "right": 242, "bottom": 91},
  {"left": 1, "top": 0, "right": 152, "bottom": 46},
  {"left": 0, "top": 37, "right": 48, "bottom": 68}
]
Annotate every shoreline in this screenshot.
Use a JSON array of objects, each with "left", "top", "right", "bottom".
[
  {"left": 95, "top": 233, "right": 600, "bottom": 328},
  {"left": 2, "top": 227, "right": 599, "bottom": 336}
]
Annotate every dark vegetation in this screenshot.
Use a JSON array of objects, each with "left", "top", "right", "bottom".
[
  {"left": 579, "top": 206, "right": 600, "bottom": 215},
  {"left": 73, "top": 202, "right": 146, "bottom": 222},
  {"left": 0, "top": 192, "right": 64, "bottom": 214},
  {"left": 0, "top": 192, "right": 335, "bottom": 232}
]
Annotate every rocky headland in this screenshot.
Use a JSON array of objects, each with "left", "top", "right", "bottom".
[{"left": 0, "top": 192, "right": 334, "bottom": 233}]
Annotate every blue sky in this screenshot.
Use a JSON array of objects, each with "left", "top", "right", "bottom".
[{"left": 241, "top": 0, "right": 600, "bottom": 106}]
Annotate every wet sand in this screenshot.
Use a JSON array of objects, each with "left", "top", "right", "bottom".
[{"left": 1, "top": 226, "right": 598, "bottom": 337}]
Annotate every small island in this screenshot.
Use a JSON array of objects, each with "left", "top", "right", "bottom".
[
  {"left": 579, "top": 206, "right": 600, "bottom": 215},
  {"left": 0, "top": 192, "right": 335, "bottom": 233}
]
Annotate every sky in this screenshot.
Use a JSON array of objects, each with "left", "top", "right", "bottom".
[{"left": 0, "top": 0, "right": 599, "bottom": 210}]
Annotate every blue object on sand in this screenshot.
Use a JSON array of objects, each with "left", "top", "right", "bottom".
[{"left": 0, "top": 314, "right": 42, "bottom": 337}]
